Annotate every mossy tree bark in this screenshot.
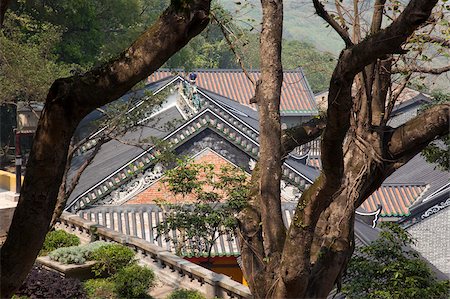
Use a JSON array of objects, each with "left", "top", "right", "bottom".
[{"left": 0, "top": 0, "right": 211, "bottom": 296}]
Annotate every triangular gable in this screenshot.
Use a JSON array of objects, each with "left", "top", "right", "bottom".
[
  {"left": 65, "top": 78, "right": 317, "bottom": 213},
  {"left": 127, "top": 148, "right": 247, "bottom": 205}
]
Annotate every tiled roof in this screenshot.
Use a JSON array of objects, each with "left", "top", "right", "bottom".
[
  {"left": 360, "top": 184, "right": 427, "bottom": 217},
  {"left": 147, "top": 69, "right": 318, "bottom": 115},
  {"left": 314, "top": 86, "right": 431, "bottom": 113},
  {"left": 66, "top": 83, "right": 318, "bottom": 212},
  {"left": 79, "top": 203, "right": 379, "bottom": 258}
]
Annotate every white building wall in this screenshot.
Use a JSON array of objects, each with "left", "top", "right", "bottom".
[{"left": 407, "top": 207, "right": 450, "bottom": 278}]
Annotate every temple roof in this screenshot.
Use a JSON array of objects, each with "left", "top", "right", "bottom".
[
  {"left": 77, "top": 203, "right": 381, "bottom": 258},
  {"left": 147, "top": 69, "right": 318, "bottom": 116},
  {"left": 66, "top": 75, "right": 318, "bottom": 213}
]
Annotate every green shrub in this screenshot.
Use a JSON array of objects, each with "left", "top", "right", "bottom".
[
  {"left": 90, "top": 243, "right": 136, "bottom": 276},
  {"left": 83, "top": 241, "right": 110, "bottom": 259},
  {"left": 48, "top": 241, "right": 108, "bottom": 264},
  {"left": 49, "top": 246, "right": 86, "bottom": 264},
  {"left": 113, "top": 264, "right": 155, "bottom": 298},
  {"left": 40, "top": 230, "right": 80, "bottom": 256},
  {"left": 84, "top": 278, "right": 117, "bottom": 299},
  {"left": 167, "top": 289, "right": 206, "bottom": 299}
]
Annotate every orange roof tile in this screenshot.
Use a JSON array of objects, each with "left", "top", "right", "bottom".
[
  {"left": 147, "top": 69, "right": 318, "bottom": 115},
  {"left": 360, "top": 184, "right": 427, "bottom": 217}
]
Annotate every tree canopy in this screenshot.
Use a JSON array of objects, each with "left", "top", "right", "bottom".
[{"left": 343, "top": 223, "right": 449, "bottom": 299}]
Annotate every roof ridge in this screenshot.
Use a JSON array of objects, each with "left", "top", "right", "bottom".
[
  {"left": 153, "top": 68, "right": 305, "bottom": 73},
  {"left": 381, "top": 182, "right": 427, "bottom": 187}
]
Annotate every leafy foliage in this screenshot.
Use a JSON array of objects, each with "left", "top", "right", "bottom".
[
  {"left": 14, "top": 265, "right": 87, "bottom": 298},
  {"left": 0, "top": 11, "right": 73, "bottom": 103},
  {"left": 113, "top": 264, "right": 155, "bottom": 298},
  {"left": 10, "top": 0, "right": 166, "bottom": 66},
  {"left": 83, "top": 278, "right": 118, "bottom": 299},
  {"left": 156, "top": 159, "right": 249, "bottom": 257},
  {"left": 48, "top": 241, "right": 107, "bottom": 264},
  {"left": 90, "top": 243, "right": 136, "bottom": 276},
  {"left": 40, "top": 229, "right": 80, "bottom": 256},
  {"left": 167, "top": 289, "right": 206, "bottom": 299},
  {"left": 343, "top": 223, "right": 450, "bottom": 299},
  {"left": 83, "top": 264, "right": 155, "bottom": 299}
]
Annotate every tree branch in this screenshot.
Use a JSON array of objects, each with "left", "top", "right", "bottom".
[
  {"left": 281, "top": 116, "right": 326, "bottom": 157},
  {"left": 249, "top": 2, "right": 286, "bottom": 287},
  {"left": 50, "top": 136, "right": 106, "bottom": 227},
  {"left": 210, "top": 11, "right": 256, "bottom": 86},
  {"left": 392, "top": 64, "right": 450, "bottom": 74},
  {"left": 313, "top": 0, "right": 353, "bottom": 47},
  {"left": 388, "top": 103, "right": 450, "bottom": 159},
  {"left": 276, "top": 0, "right": 438, "bottom": 296},
  {"left": 419, "top": 35, "right": 450, "bottom": 48}
]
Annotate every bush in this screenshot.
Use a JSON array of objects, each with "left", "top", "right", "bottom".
[
  {"left": 40, "top": 230, "right": 80, "bottom": 256},
  {"left": 84, "top": 278, "right": 117, "bottom": 299},
  {"left": 113, "top": 264, "right": 155, "bottom": 298},
  {"left": 167, "top": 289, "right": 206, "bottom": 299},
  {"left": 14, "top": 265, "right": 86, "bottom": 298},
  {"left": 343, "top": 223, "right": 450, "bottom": 299},
  {"left": 90, "top": 243, "right": 136, "bottom": 276},
  {"left": 48, "top": 241, "right": 108, "bottom": 265},
  {"left": 49, "top": 246, "right": 86, "bottom": 264}
]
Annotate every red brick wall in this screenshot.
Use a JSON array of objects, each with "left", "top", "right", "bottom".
[{"left": 127, "top": 149, "right": 239, "bottom": 204}]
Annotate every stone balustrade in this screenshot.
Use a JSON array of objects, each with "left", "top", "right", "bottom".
[{"left": 56, "top": 212, "right": 252, "bottom": 299}]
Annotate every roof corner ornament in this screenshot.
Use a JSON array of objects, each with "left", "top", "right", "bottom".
[
  {"left": 100, "top": 163, "right": 165, "bottom": 206},
  {"left": 177, "top": 74, "right": 202, "bottom": 118},
  {"left": 248, "top": 158, "right": 256, "bottom": 170}
]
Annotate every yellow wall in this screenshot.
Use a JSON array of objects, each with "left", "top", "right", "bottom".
[
  {"left": 0, "top": 170, "right": 21, "bottom": 192},
  {"left": 186, "top": 256, "right": 248, "bottom": 285}
]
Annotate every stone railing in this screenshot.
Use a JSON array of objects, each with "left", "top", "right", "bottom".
[{"left": 56, "top": 212, "right": 252, "bottom": 299}]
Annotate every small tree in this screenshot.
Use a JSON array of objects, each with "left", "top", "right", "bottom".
[
  {"left": 343, "top": 223, "right": 450, "bottom": 299},
  {"left": 156, "top": 159, "right": 249, "bottom": 259}
]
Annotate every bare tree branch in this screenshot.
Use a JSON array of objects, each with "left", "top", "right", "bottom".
[
  {"left": 313, "top": 0, "right": 353, "bottom": 47},
  {"left": 392, "top": 64, "right": 450, "bottom": 74},
  {"left": 50, "top": 137, "right": 106, "bottom": 227},
  {"left": 210, "top": 11, "right": 256, "bottom": 86},
  {"left": 281, "top": 116, "right": 326, "bottom": 157},
  {"left": 276, "top": 0, "right": 438, "bottom": 297},
  {"left": 419, "top": 35, "right": 450, "bottom": 48},
  {"left": 389, "top": 103, "right": 450, "bottom": 158}
]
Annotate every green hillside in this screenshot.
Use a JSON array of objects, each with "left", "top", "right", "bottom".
[{"left": 220, "top": 0, "right": 344, "bottom": 55}]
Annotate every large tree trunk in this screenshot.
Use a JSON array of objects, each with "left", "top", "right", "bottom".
[
  {"left": 238, "top": 0, "right": 285, "bottom": 296},
  {"left": 0, "top": 1, "right": 211, "bottom": 296},
  {"left": 239, "top": 0, "right": 447, "bottom": 298}
]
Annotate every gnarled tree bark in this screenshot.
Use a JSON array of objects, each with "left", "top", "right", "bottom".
[
  {"left": 239, "top": 0, "right": 448, "bottom": 298},
  {"left": 0, "top": 0, "right": 211, "bottom": 296}
]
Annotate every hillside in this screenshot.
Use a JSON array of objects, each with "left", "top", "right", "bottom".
[{"left": 221, "top": 0, "right": 344, "bottom": 55}]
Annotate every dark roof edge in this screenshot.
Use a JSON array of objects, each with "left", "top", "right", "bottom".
[{"left": 399, "top": 184, "right": 450, "bottom": 228}]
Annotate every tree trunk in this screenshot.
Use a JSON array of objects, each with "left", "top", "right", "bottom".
[
  {"left": 239, "top": 0, "right": 446, "bottom": 298},
  {"left": 238, "top": 0, "right": 285, "bottom": 297},
  {"left": 0, "top": 1, "right": 211, "bottom": 296}
]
